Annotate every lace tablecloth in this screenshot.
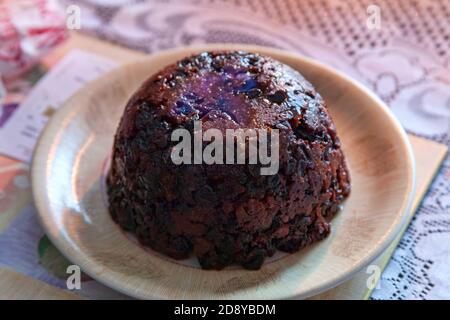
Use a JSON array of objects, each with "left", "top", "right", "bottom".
[{"left": 46, "top": 0, "right": 450, "bottom": 299}]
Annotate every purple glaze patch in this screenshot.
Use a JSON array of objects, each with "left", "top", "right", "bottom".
[{"left": 0, "top": 103, "right": 19, "bottom": 128}]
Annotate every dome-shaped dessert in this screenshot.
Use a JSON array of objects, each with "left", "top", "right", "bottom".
[{"left": 107, "top": 51, "right": 350, "bottom": 270}]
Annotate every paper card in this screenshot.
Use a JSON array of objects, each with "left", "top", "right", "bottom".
[{"left": 0, "top": 50, "right": 118, "bottom": 162}]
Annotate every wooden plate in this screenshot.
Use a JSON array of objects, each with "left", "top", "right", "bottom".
[{"left": 31, "top": 45, "right": 415, "bottom": 299}]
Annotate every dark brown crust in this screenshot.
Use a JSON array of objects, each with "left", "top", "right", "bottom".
[{"left": 107, "top": 51, "right": 351, "bottom": 270}]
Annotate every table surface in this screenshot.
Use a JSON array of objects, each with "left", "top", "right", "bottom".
[{"left": 1, "top": 0, "right": 450, "bottom": 299}]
